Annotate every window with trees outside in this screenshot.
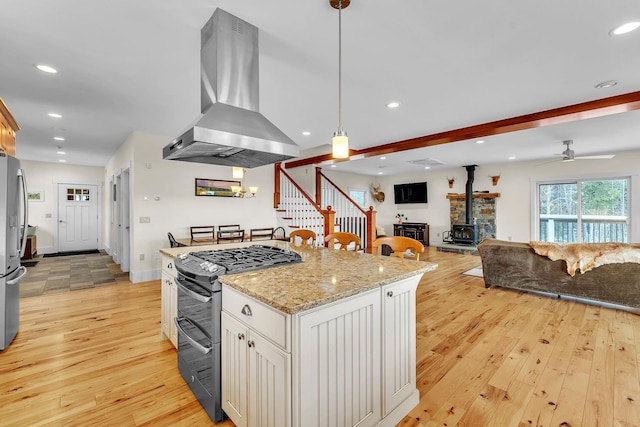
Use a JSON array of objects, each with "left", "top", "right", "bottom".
[{"left": 536, "top": 177, "right": 629, "bottom": 243}]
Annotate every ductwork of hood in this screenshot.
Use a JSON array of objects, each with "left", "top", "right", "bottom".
[{"left": 163, "top": 8, "right": 299, "bottom": 168}]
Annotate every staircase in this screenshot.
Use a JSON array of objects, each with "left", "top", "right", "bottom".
[{"left": 274, "top": 164, "right": 376, "bottom": 252}]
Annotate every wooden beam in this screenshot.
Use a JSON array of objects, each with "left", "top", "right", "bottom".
[{"left": 284, "top": 91, "right": 640, "bottom": 169}]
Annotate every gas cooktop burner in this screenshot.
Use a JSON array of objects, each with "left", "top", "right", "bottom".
[{"left": 177, "top": 245, "right": 302, "bottom": 283}]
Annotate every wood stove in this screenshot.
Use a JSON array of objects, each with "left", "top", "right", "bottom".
[{"left": 448, "top": 165, "right": 480, "bottom": 246}]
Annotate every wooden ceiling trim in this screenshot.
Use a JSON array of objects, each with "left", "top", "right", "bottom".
[{"left": 284, "top": 90, "right": 640, "bottom": 169}]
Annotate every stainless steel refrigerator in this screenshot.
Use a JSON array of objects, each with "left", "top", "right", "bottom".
[{"left": 1, "top": 153, "right": 28, "bottom": 350}]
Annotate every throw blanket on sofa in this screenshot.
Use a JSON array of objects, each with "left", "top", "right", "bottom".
[{"left": 529, "top": 241, "right": 640, "bottom": 276}]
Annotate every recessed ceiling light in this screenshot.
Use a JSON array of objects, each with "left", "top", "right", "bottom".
[
  {"left": 378, "top": 172, "right": 383, "bottom": 175},
  {"left": 595, "top": 80, "right": 618, "bottom": 89},
  {"left": 54, "top": 136, "right": 65, "bottom": 141},
  {"left": 380, "top": 156, "right": 386, "bottom": 160},
  {"left": 57, "top": 151, "right": 66, "bottom": 155},
  {"left": 36, "top": 64, "right": 57, "bottom": 73},
  {"left": 302, "top": 131, "right": 311, "bottom": 136},
  {"left": 609, "top": 21, "right": 640, "bottom": 36},
  {"left": 424, "top": 166, "right": 430, "bottom": 170},
  {"left": 386, "top": 102, "right": 400, "bottom": 109},
  {"left": 59, "top": 159, "right": 66, "bottom": 163},
  {"left": 331, "top": 164, "right": 336, "bottom": 168},
  {"left": 475, "top": 140, "right": 485, "bottom": 144},
  {"left": 48, "top": 113, "right": 62, "bottom": 118},
  {"left": 508, "top": 156, "right": 516, "bottom": 160}
]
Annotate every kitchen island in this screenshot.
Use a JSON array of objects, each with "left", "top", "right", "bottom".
[{"left": 159, "top": 241, "right": 437, "bottom": 427}]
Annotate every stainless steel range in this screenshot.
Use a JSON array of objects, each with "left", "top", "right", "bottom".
[{"left": 173, "top": 245, "right": 302, "bottom": 422}]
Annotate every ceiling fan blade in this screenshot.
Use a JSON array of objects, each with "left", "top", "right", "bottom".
[{"left": 575, "top": 154, "right": 615, "bottom": 160}]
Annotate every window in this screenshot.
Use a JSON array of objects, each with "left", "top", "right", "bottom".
[
  {"left": 536, "top": 177, "right": 629, "bottom": 243},
  {"left": 67, "top": 187, "right": 91, "bottom": 201},
  {"left": 348, "top": 188, "right": 368, "bottom": 209}
]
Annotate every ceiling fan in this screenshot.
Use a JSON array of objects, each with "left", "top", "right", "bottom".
[{"left": 542, "top": 140, "right": 615, "bottom": 164}]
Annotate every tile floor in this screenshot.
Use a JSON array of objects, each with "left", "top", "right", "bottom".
[{"left": 20, "top": 251, "right": 131, "bottom": 298}]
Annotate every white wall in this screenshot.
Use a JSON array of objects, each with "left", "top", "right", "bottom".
[
  {"left": 309, "top": 149, "right": 640, "bottom": 245},
  {"left": 20, "top": 160, "right": 104, "bottom": 253},
  {"left": 105, "top": 131, "right": 279, "bottom": 282}
]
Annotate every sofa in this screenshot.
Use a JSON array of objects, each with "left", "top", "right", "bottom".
[{"left": 477, "top": 238, "right": 640, "bottom": 310}]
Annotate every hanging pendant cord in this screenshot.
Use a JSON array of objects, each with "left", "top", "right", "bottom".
[{"left": 337, "top": 0, "right": 343, "bottom": 133}]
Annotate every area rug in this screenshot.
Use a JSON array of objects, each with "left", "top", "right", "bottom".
[
  {"left": 461, "top": 265, "right": 484, "bottom": 277},
  {"left": 22, "top": 260, "right": 39, "bottom": 268},
  {"left": 43, "top": 249, "right": 100, "bottom": 257}
]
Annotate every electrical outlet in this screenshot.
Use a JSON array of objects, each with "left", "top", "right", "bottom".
[
  {"left": 508, "top": 236, "right": 512, "bottom": 241},
  {"left": 139, "top": 216, "right": 150, "bottom": 223},
  {"left": 45, "top": 213, "right": 52, "bottom": 218},
  {"left": 139, "top": 253, "right": 145, "bottom": 261}
]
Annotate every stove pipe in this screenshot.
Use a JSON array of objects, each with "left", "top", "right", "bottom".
[{"left": 464, "top": 165, "right": 477, "bottom": 225}]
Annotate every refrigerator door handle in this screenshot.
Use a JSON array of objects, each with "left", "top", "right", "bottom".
[
  {"left": 17, "top": 169, "right": 28, "bottom": 258},
  {"left": 7, "top": 266, "right": 27, "bottom": 286}
]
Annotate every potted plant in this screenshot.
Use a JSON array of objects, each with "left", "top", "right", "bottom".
[{"left": 396, "top": 213, "right": 406, "bottom": 224}]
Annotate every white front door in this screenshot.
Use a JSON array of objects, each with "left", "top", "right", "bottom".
[{"left": 58, "top": 183, "right": 99, "bottom": 252}]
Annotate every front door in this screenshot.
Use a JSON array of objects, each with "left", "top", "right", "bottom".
[{"left": 57, "top": 183, "right": 99, "bottom": 252}]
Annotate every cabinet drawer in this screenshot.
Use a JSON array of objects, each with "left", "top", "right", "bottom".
[
  {"left": 161, "top": 256, "right": 177, "bottom": 277},
  {"left": 222, "top": 285, "right": 289, "bottom": 350}
]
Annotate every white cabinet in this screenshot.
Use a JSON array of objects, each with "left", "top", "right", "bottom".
[
  {"left": 381, "top": 277, "right": 420, "bottom": 421},
  {"left": 222, "top": 274, "right": 422, "bottom": 427},
  {"left": 160, "top": 254, "right": 177, "bottom": 347},
  {"left": 222, "top": 289, "right": 291, "bottom": 427}
]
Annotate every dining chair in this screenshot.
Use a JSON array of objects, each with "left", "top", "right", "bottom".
[
  {"left": 249, "top": 227, "right": 274, "bottom": 241},
  {"left": 272, "top": 226, "right": 287, "bottom": 241},
  {"left": 289, "top": 229, "right": 317, "bottom": 246},
  {"left": 324, "top": 232, "right": 361, "bottom": 251},
  {"left": 190, "top": 226, "right": 215, "bottom": 242},
  {"left": 217, "top": 228, "right": 245, "bottom": 244},
  {"left": 372, "top": 235, "right": 424, "bottom": 260},
  {"left": 167, "top": 232, "right": 179, "bottom": 248}
]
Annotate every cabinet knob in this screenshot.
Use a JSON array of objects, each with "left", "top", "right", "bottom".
[
  {"left": 241, "top": 304, "right": 252, "bottom": 316},
  {"left": 247, "top": 340, "right": 255, "bottom": 348},
  {"left": 167, "top": 262, "right": 173, "bottom": 269},
  {"left": 387, "top": 291, "right": 394, "bottom": 298},
  {"left": 238, "top": 333, "right": 245, "bottom": 340}
]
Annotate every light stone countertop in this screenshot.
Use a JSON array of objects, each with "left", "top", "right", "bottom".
[{"left": 159, "top": 240, "right": 437, "bottom": 314}]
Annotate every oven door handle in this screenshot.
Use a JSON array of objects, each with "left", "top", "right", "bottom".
[
  {"left": 175, "top": 277, "right": 212, "bottom": 303},
  {"left": 174, "top": 316, "right": 212, "bottom": 355}
]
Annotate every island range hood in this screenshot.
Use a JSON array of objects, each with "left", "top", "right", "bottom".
[{"left": 163, "top": 8, "right": 299, "bottom": 168}]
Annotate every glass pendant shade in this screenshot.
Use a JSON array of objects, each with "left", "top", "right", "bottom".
[
  {"left": 232, "top": 167, "right": 244, "bottom": 179},
  {"left": 332, "top": 132, "right": 349, "bottom": 158}
]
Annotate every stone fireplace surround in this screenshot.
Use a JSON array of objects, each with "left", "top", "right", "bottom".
[{"left": 446, "top": 192, "right": 499, "bottom": 243}]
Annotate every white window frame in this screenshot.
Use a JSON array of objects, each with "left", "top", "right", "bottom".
[
  {"left": 530, "top": 172, "right": 639, "bottom": 243},
  {"left": 348, "top": 187, "right": 369, "bottom": 209}
]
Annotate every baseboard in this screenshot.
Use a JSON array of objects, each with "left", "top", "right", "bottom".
[{"left": 130, "top": 269, "right": 161, "bottom": 283}]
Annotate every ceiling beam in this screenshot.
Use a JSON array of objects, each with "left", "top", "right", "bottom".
[{"left": 284, "top": 90, "right": 640, "bottom": 169}]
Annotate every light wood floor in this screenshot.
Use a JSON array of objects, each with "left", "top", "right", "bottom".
[{"left": 1, "top": 248, "right": 639, "bottom": 426}]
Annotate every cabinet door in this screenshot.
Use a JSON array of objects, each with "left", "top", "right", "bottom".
[
  {"left": 381, "top": 278, "right": 418, "bottom": 415},
  {"left": 297, "top": 290, "right": 381, "bottom": 427},
  {"left": 222, "top": 312, "right": 249, "bottom": 427},
  {"left": 248, "top": 331, "right": 291, "bottom": 427}
]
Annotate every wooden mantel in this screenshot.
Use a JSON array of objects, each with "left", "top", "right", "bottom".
[{"left": 446, "top": 192, "right": 500, "bottom": 199}]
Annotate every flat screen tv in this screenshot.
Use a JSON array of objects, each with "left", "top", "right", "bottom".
[{"left": 394, "top": 182, "right": 428, "bottom": 204}]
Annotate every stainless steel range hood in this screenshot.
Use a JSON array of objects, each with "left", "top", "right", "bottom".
[{"left": 163, "top": 8, "right": 299, "bottom": 168}]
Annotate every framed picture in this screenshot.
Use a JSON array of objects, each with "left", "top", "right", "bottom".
[
  {"left": 195, "top": 178, "right": 240, "bottom": 197},
  {"left": 27, "top": 190, "right": 44, "bottom": 202}
]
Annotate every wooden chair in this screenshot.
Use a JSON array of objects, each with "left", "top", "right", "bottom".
[
  {"left": 249, "top": 227, "right": 274, "bottom": 241},
  {"left": 190, "top": 226, "right": 215, "bottom": 242},
  {"left": 324, "top": 232, "right": 361, "bottom": 251},
  {"left": 217, "top": 228, "right": 245, "bottom": 244},
  {"left": 289, "top": 229, "right": 317, "bottom": 246},
  {"left": 273, "top": 226, "right": 287, "bottom": 241},
  {"left": 372, "top": 236, "right": 424, "bottom": 260},
  {"left": 167, "top": 232, "right": 179, "bottom": 248}
]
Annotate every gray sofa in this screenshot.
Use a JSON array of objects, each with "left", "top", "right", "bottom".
[{"left": 477, "top": 238, "right": 640, "bottom": 310}]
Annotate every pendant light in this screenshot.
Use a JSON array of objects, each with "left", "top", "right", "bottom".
[{"left": 331, "top": 0, "right": 350, "bottom": 159}]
